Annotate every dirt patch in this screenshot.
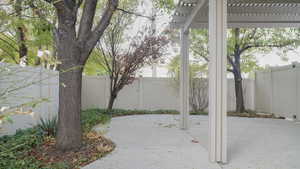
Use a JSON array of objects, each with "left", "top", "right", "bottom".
[{"left": 29, "top": 132, "right": 115, "bottom": 169}]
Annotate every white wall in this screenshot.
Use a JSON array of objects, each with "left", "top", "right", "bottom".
[
  {"left": 0, "top": 64, "right": 59, "bottom": 136},
  {"left": 255, "top": 63, "right": 300, "bottom": 120},
  {"left": 82, "top": 76, "right": 255, "bottom": 112}
]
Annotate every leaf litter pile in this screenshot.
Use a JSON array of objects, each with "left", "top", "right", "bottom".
[{"left": 28, "top": 132, "right": 115, "bottom": 169}]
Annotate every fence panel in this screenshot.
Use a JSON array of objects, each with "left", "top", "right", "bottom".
[
  {"left": 255, "top": 63, "right": 300, "bottom": 120},
  {"left": 0, "top": 64, "right": 58, "bottom": 136},
  {"left": 82, "top": 76, "right": 255, "bottom": 112}
]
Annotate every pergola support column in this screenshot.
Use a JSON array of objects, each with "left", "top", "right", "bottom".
[
  {"left": 180, "top": 29, "right": 189, "bottom": 130},
  {"left": 208, "top": 0, "right": 227, "bottom": 163}
]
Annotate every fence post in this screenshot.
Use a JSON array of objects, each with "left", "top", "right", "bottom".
[
  {"left": 37, "top": 66, "right": 43, "bottom": 122},
  {"left": 139, "top": 78, "right": 144, "bottom": 110},
  {"left": 270, "top": 69, "right": 274, "bottom": 115},
  {"left": 296, "top": 65, "right": 300, "bottom": 121},
  {"left": 104, "top": 76, "right": 109, "bottom": 109},
  {"left": 252, "top": 76, "right": 256, "bottom": 111}
]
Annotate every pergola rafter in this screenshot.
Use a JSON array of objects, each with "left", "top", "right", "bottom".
[
  {"left": 172, "top": 0, "right": 300, "bottom": 28},
  {"left": 171, "top": 0, "right": 300, "bottom": 164}
]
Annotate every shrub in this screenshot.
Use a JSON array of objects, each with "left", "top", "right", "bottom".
[
  {"left": 0, "top": 128, "right": 44, "bottom": 169},
  {"left": 81, "top": 109, "right": 111, "bottom": 132},
  {"left": 107, "top": 109, "right": 179, "bottom": 116},
  {"left": 36, "top": 116, "right": 57, "bottom": 137},
  {"left": 81, "top": 108, "right": 209, "bottom": 117},
  {"left": 0, "top": 109, "right": 111, "bottom": 169}
]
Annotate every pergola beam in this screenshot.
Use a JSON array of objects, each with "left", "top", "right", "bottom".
[
  {"left": 171, "top": 21, "right": 300, "bottom": 29},
  {"left": 172, "top": 0, "right": 300, "bottom": 29},
  {"left": 183, "top": 0, "right": 207, "bottom": 33}
]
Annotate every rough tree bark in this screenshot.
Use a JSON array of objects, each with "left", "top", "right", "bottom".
[
  {"left": 233, "top": 67, "right": 245, "bottom": 113},
  {"left": 230, "top": 28, "right": 245, "bottom": 113},
  {"left": 17, "top": 27, "right": 27, "bottom": 63},
  {"left": 107, "top": 75, "right": 120, "bottom": 110},
  {"left": 15, "top": 0, "right": 28, "bottom": 65},
  {"left": 46, "top": 0, "right": 119, "bottom": 151},
  {"left": 55, "top": 3, "right": 84, "bottom": 150},
  {"left": 107, "top": 92, "right": 117, "bottom": 110}
]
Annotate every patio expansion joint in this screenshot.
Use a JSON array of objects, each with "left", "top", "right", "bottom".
[{"left": 182, "top": 129, "right": 223, "bottom": 169}]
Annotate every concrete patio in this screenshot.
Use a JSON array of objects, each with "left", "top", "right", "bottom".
[{"left": 83, "top": 115, "right": 300, "bottom": 169}]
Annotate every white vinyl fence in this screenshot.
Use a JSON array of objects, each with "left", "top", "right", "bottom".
[
  {"left": 0, "top": 64, "right": 59, "bottom": 136},
  {"left": 82, "top": 76, "right": 255, "bottom": 112},
  {"left": 255, "top": 63, "right": 300, "bottom": 120},
  {"left": 3, "top": 62, "right": 299, "bottom": 136}
]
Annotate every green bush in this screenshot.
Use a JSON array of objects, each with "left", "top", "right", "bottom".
[
  {"left": 0, "top": 109, "right": 111, "bottom": 169},
  {"left": 105, "top": 109, "right": 180, "bottom": 116},
  {"left": 81, "top": 109, "right": 111, "bottom": 132},
  {"left": 0, "top": 127, "right": 44, "bottom": 169},
  {"left": 36, "top": 116, "right": 57, "bottom": 137},
  {"left": 88, "top": 108, "right": 208, "bottom": 117}
]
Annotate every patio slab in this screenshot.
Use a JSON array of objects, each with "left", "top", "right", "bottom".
[
  {"left": 82, "top": 115, "right": 221, "bottom": 169},
  {"left": 188, "top": 116, "right": 300, "bottom": 169},
  {"left": 83, "top": 115, "right": 300, "bottom": 169}
]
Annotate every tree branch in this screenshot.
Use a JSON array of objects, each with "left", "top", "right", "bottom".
[
  {"left": 77, "top": 0, "right": 98, "bottom": 42},
  {"left": 227, "top": 68, "right": 234, "bottom": 73},
  {"left": 98, "top": 45, "right": 112, "bottom": 74},
  {"left": 76, "top": 0, "right": 84, "bottom": 8},
  {"left": 241, "top": 40, "right": 299, "bottom": 54},
  {"left": 227, "top": 55, "right": 235, "bottom": 68},
  {"left": 85, "top": 0, "right": 119, "bottom": 62},
  {"left": 63, "top": 0, "right": 76, "bottom": 10},
  {"left": 116, "top": 8, "right": 153, "bottom": 20},
  {"left": 191, "top": 48, "right": 209, "bottom": 62}
]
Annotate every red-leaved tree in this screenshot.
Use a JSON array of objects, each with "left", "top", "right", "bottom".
[{"left": 94, "top": 18, "right": 168, "bottom": 110}]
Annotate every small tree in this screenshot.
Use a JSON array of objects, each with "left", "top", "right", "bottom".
[
  {"left": 168, "top": 55, "right": 208, "bottom": 112},
  {"left": 190, "top": 28, "right": 300, "bottom": 113},
  {"left": 190, "top": 78, "right": 208, "bottom": 112},
  {"left": 40, "top": 0, "right": 120, "bottom": 150},
  {"left": 93, "top": 16, "right": 168, "bottom": 110}
]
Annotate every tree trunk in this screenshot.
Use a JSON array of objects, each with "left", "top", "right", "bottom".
[
  {"left": 55, "top": 6, "right": 83, "bottom": 151},
  {"left": 15, "top": 0, "right": 28, "bottom": 65},
  {"left": 231, "top": 28, "right": 245, "bottom": 114},
  {"left": 17, "top": 26, "right": 28, "bottom": 64},
  {"left": 107, "top": 92, "right": 117, "bottom": 110},
  {"left": 53, "top": 0, "right": 119, "bottom": 151},
  {"left": 56, "top": 66, "right": 83, "bottom": 150},
  {"left": 233, "top": 72, "right": 245, "bottom": 113}
]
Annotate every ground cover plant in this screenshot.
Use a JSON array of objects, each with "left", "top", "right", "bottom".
[
  {"left": 101, "top": 108, "right": 283, "bottom": 119},
  {"left": 0, "top": 109, "right": 113, "bottom": 169}
]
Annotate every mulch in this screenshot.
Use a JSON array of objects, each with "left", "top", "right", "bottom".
[
  {"left": 228, "top": 111, "right": 285, "bottom": 119},
  {"left": 28, "top": 132, "right": 115, "bottom": 169}
]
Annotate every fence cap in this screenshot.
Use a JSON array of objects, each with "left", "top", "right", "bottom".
[{"left": 256, "top": 62, "right": 300, "bottom": 73}]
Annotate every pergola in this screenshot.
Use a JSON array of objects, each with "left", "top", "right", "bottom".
[{"left": 170, "top": 0, "right": 300, "bottom": 163}]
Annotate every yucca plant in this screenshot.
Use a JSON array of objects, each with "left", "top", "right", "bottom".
[{"left": 36, "top": 116, "right": 57, "bottom": 137}]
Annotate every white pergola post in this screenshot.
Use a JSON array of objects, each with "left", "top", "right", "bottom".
[
  {"left": 180, "top": 28, "right": 189, "bottom": 130},
  {"left": 171, "top": 0, "right": 300, "bottom": 165},
  {"left": 208, "top": 0, "right": 227, "bottom": 163}
]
